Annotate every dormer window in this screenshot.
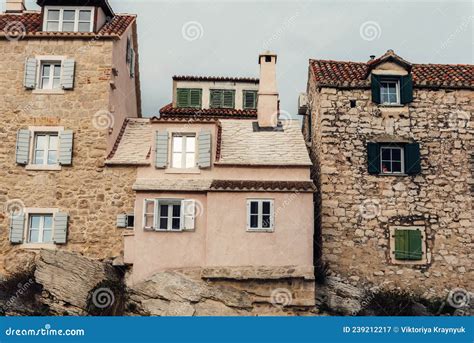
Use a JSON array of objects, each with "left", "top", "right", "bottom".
[
  {"left": 44, "top": 7, "right": 94, "bottom": 33},
  {"left": 380, "top": 80, "right": 400, "bottom": 105},
  {"left": 210, "top": 89, "right": 235, "bottom": 109},
  {"left": 371, "top": 74, "right": 413, "bottom": 105}
]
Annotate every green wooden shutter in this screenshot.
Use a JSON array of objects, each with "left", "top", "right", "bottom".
[
  {"left": 155, "top": 131, "right": 168, "bottom": 168},
  {"left": 210, "top": 90, "right": 222, "bottom": 108},
  {"left": 371, "top": 74, "right": 381, "bottom": 104},
  {"left": 9, "top": 214, "right": 25, "bottom": 244},
  {"left": 243, "top": 91, "right": 257, "bottom": 109},
  {"left": 404, "top": 143, "right": 421, "bottom": 175},
  {"left": 189, "top": 89, "right": 202, "bottom": 108},
  {"left": 367, "top": 143, "right": 380, "bottom": 174},
  {"left": 58, "top": 130, "right": 73, "bottom": 165},
  {"left": 177, "top": 89, "right": 189, "bottom": 107},
  {"left": 60, "top": 59, "right": 75, "bottom": 89},
  {"left": 54, "top": 212, "right": 68, "bottom": 244},
  {"left": 16, "top": 129, "right": 30, "bottom": 165},
  {"left": 223, "top": 90, "right": 235, "bottom": 108},
  {"left": 395, "top": 229, "right": 409, "bottom": 260},
  {"left": 400, "top": 74, "right": 413, "bottom": 104},
  {"left": 24, "top": 57, "right": 37, "bottom": 89},
  {"left": 408, "top": 230, "right": 422, "bottom": 260}
]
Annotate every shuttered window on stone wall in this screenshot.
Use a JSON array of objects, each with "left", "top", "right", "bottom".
[
  {"left": 394, "top": 229, "right": 422, "bottom": 260},
  {"left": 367, "top": 142, "right": 421, "bottom": 175},
  {"left": 243, "top": 90, "right": 257, "bottom": 109},
  {"left": 371, "top": 74, "right": 413, "bottom": 105},
  {"left": 210, "top": 89, "right": 235, "bottom": 109},
  {"left": 176, "top": 88, "right": 202, "bottom": 108}
]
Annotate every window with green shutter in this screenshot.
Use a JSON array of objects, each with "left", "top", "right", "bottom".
[
  {"left": 176, "top": 88, "right": 202, "bottom": 108},
  {"left": 243, "top": 90, "right": 257, "bottom": 109},
  {"left": 394, "top": 229, "right": 423, "bottom": 260},
  {"left": 210, "top": 89, "right": 235, "bottom": 109}
]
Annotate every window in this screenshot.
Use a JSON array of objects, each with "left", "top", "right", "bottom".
[
  {"left": 380, "top": 80, "right": 400, "bottom": 105},
  {"left": 172, "top": 134, "right": 196, "bottom": 169},
  {"left": 176, "top": 88, "right": 202, "bottom": 108},
  {"left": 380, "top": 146, "right": 404, "bottom": 174},
  {"left": 143, "top": 199, "right": 196, "bottom": 231},
  {"left": 28, "top": 214, "right": 53, "bottom": 243},
  {"left": 126, "top": 215, "right": 135, "bottom": 228},
  {"left": 39, "top": 62, "right": 62, "bottom": 90},
  {"left": 247, "top": 199, "right": 274, "bottom": 231},
  {"left": 210, "top": 89, "right": 235, "bottom": 109},
  {"left": 44, "top": 7, "right": 93, "bottom": 32},
  {"left": 33, "top": 133, "right": 58, "bottom": 165},
  {"left": 390, "top": 226, "right": 426, "bottom": 264},
  {"left": 158, "top": 200, "right": 182, "bottom": 231},
  {"left": 243, "top": 90, "right": 257, "bottom": 109}
]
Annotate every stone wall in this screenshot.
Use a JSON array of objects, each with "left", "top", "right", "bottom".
[
  {"left": 0, "top": 38, "right": 137, "bottom": 275},
  {"left": 304, "top": 72, "right": 473, "bottom": 297}
]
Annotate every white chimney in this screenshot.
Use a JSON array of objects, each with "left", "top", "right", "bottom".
[
  {"left": 5, "top": 0, "right": 25, "bottom": 13},
  {"left": 257, "top": 51, "right": 279, "bottom": 128}
]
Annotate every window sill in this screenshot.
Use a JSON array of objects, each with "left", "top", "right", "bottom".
[
  {"left": 165, "top": 168, "right": 201, "bottom": 174},
  {"left": 20, "top": 243, "right": 57, "bottom": 250},
  {"left": 377, "top": 173, "right": 408, "bottom": 177},
  {"left": 32, "top": 89, "right": 65, "bottom": 95},
  {"left": 247, "top": 229, "right": 274, "bottom": 233},
  {"left": 389, "top": 259, "right": 428, "bottom": 266},
  {"left": 25, "top": 164, "right": 62, "bottom": 171},
  {"left": 378, "top": 104, "right": 404, "bottom": 108}
]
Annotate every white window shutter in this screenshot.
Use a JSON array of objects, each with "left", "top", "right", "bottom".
[
  {"left": 61, "top": 59, "right": 75, "bottom": 89},
  {"left": 181, "top": 199, "right": 195, "bottom": 231},
  {"left": 58, "top": 130, "right": 74, "bottom": 165},
  {"left": 24, "top": 57, "right": 37, "bottom": 89},
  {"left": 246, "top": 200, "right": 251, "bottom": 229},
  {"left": 198, "top": 130, "right": 212, "bottom": 168},
  {"left": 143, "top": 199, "right": 156, "bottom": 230},
  {"left": 54, "top": 212, "right": 68, "bottom": 244},
  {"left": 116, "top": 214, "right": 127, "bottom": 228},
  {"left": 155, "top": 131, "right": 168, "bottom": 168},
  {"left": 16, "top": 129, "right": 30, "bottom": 165},
  {"left": 270, "top": 200, "right": 275, "bottom": 230},
  {"left": 9, "top": 214, "right": 25, "bottom": 244}
]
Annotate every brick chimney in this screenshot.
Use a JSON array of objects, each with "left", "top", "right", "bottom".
[
  {"left": 257, "top": 51, "right": 279, "bottom": 128},
  {"left": 5, "top": 0, "right": 25, "bottom": 13}
]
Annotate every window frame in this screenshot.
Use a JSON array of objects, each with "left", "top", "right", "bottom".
[
  {"left": 171, "top": 133, "right": 196, "bottom": 169},
  {"left": 39, "top": 61, "right": 62, "bottom": 90},
  {"left": 25, "top": 126, "right": 65, "bottom": 171},
  {"left": 210, "top": 89, "right": 236, "bottom": 109},
  {"left": 246, "top": 199, "right": 274, "bottom": 232},
  {"left": 21, "top": 208, "right": 59, "bottom": 246},
  {"left": 28, "top": 213, "right": 54, "bottom": 244},
  {"left": 389, "top": 226, "right": 428, "bottom": 265},
  {"left": 156, "top": 199, "right": 182, "bottom": 231},
  {"left": 176, "top": 88, "right": 202, "bottom": 108},
  {"left": 243, "top": 90, "right": 258, "bottom": 109},
  {"left": 380, "top": 145, "right": 404, "bottom": 175},
  {"left": 380, "top": 79, "right": 400, "bottom": 105},
  {"left": 43, "top": 6, "right": 94, "bottom": 33},
  {"left": 32, "top": 132, "right": 59, "bottom": 166}
]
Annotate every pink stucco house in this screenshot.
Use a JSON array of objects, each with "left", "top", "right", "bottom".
[{"left": 106, "top": 52, "right": 315, "bottom": 285}]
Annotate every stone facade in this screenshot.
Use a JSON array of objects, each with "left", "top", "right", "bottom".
[
  {"left": 0, "top": 22, "right": 139, "bottom": 275},
  {"left": 303, "top": 61, "right": 473, "bottom": 297}
]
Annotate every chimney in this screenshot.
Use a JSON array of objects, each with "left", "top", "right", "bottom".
[
  {"left": 5, "top": 0, "right": 25, "bottom": 13},
  {"left": 257, "top": 51, "right": 279, "bottom": 128}
]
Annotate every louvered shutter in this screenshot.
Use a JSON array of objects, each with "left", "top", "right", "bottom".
[
  {"left": 181, "top": 199, "right": 196, "bottom": 231},
  {"left": 9, "top": 214, "right": 25, "bottom": 244},
  {"left": 210, "top": 90, "right": 222, "bottom": 108},
  {"left": 24, "top": 57, "right": 37, "bottom": 89},
  {"left": 408, "top": 230, "right": 422, "bottom": 260},
  {"left": 177, "top": 89, "right": 189, "bottom": 107},
  {"left": 395, "top": 229, "right": 422, "bottom": 260},
  {"left": 400, "top": 74, "right": 413, "bottom": 104},
  {"left": 371, "top": 74, "right": 381, "bottom": 104},
  {"left": 155, "top": 131, "right": 168, "bottom": 168},
  {"left": 394, "top": 229, "right": 409, "bottom": 260},
  {"left": 126, "top": 37, "right": 131, "bottom": 63},
  {"left": 60, "top": 59, "right": 75, "bottom": 89},
  {"left": 58, "top": 130, "right": 73, "bottom": 165},
  {"left": 54, "top": 212, "right": 68, "bottom": 244},
  {"left": 404, "top": 143, "right": 421, "bottom": 175},
  {"left": 16, "top": 129, "right": 30, "bottom": 165},
  {"left": 367, "top": 142, "right": 380, "bottom": 174},
  {"left": 223, "top": 90, "right": 235, "bottom": 108},
  {"left": 189, "top": 89, "right": 202, "bottom": 108},
  {"left": 116, "top": 214, "right": 127, "bottom": 228},
  {"left": 198, "top": 130, "right": 211, "bottom": 168},
  {"left": 244, "top": 91, "right": 257, "bottom": 109}
]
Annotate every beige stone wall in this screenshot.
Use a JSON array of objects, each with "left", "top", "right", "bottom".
[
  {"left": 0, "top": 38, "right": 137, "bottom": 275},
  {"left": 305, "top": 76, "right": 473, "bottom": 296}
]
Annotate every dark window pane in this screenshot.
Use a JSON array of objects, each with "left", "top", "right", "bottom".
[
  {"left": 127, "top": 215, "right": 134, "bottom": 228},
  {"left": 172, "top": 218, "right": 180, "bottom": 230},
  {"left": 381, "top": 148, "right": 391, "bottom": 160},
  {"left": 262, "top": 215, "right": 271, "bottom": 228},
  {"left": 392, "top": 162, "right": 402, "bottom": 172},
  {"left": 250, "top": 215, "right": 258, "bottom": 228},
  {"left": 160, "top": 204, "right": 168, "bottom": 217},
  {"left": 381, "top": 162, "right": 391, "bottom": 173},
  {"left": 172, "top": 204, "right": 181, "bottom": 217},
  {"left": 392, "top": 148, "right": 401, "bottom": 161},
  {"left": 159, "top": 218, "right": 168, "bottom": 230},
  {"left": 250, "top": 202, "right": 258, "bottom": 215},
  {"left": 262, "top": 201, "right": 270, "bottom": 215}
]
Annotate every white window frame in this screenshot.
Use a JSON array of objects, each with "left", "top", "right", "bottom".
[
  {"left": 21, "top": 208, "right": 59, "bottom": 247},
  {"left": 43, "top": 6, "right": 95, "bottom": 33},
  {"left": 28, "top": 213, "right": 54, "bottom": 244},
  {"left": 380, "top": 146, "right": 404, "bottom": 175},
  {"left": 143, "top": 199, "right": 196, "bottom": 232},
  {"left": 32, "top": 132, "right": 59, "bottom": 166},
  {"left": 157, "top": 199, "right": 182, "bottom": 231},
  {"left": 26, "top": 126, "right": 64, "bottom": 171},
  {"left": 39, "top": 61, "right": 62, "bottom": 90},
  {"left": 246, "top": 199, "right": 274, "bottom": 232},
  {"left": 171, "top": 133, "right": 196, "bottom": 169},
  {"left": 380, "top": 80, "right": 400, "bottom": 105}
]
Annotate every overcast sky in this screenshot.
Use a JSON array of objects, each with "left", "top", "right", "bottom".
[{"left": 13, "top": 0, "right": 474, "bottom": 116}]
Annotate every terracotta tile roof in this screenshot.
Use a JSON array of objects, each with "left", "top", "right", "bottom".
[
  {"left": 210, "top": 180, "right": 316, "bottom": 193},
  {"left": 173, "top": 75, "right": 259, "bottom": 83},
  {"left": 159, "top": 103, "right": 257, "bottom": 119},
  {"left": 310, "top": 52, "right": 473, "bottom": 89},
  {"left": 0, "top": 12, "right": 135, "bottom": 39}
]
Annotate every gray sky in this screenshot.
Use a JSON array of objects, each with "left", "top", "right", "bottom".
[{"left": 14, "top": 0, "right": 474, "bottom": 116}]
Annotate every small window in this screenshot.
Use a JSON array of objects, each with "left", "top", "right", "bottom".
[
  {"left": 158, "top": 200, "right": 182, "bottom": 231},
  {"left": 380, "top": 80, "right": 400, "bottom": 105},
  {"left": 44, "top": 7, "right": 93, "bottom": 33},
  {"left": 243, "top": 90, "right": 257, "bottom": 109},
  {"left": 176, "top": 88, "right": 202, "bottom": 108},
  {"left": 39, "top": 62, "right": 62, "bottom": 90},
  {"left": 210, "top": 90, "right": 235, "bottom": 109},
  {"left": 392, "top": 227, "right": 425, "bottom": 262},
  {"left": 143, "top": 199, "right": 196, "bottom": 231},
  {"left": 126, "top": 215, "right": 135, "bottom": 228},
  {"left": 380, "top": 146, "right": 404, "bottom": 174},
  {"left": 172, "top": 134, "right": 196, "bottom": 169},
  {"left": 28, "top": 214, "right": 54, "bottom": 243},
  {"left": 247, "top": 199, "right": 274, "bottom": 231},
  {"left": 33, "top": 133, "right": 58, "bottom": 165}
]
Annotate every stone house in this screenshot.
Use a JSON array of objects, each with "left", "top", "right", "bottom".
[
  {"left": 301, "top": 50, "right": 473, "bottom": 296},
  {"left": 0, "top": 0, "right": 140, "bottom": 274},
  {"left": 106, "top": 52, "right": 316, "bottom": 305}
]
